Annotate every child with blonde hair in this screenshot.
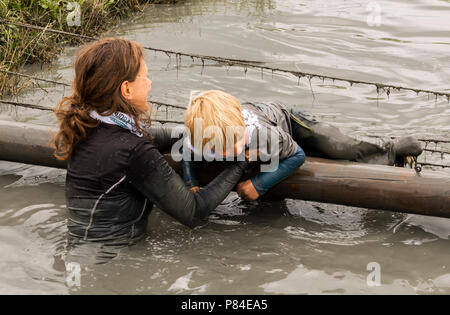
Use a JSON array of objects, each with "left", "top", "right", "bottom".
[
  {"left": 184, "top": 90, "right": 247, "bottom": 158},
  {"left": 183, "top": 90, "right": 306, "bottom": 200},
  {"left": 182, "top": 90, "right": 423, "bottom": 201}
]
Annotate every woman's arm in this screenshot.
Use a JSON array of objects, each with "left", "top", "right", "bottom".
[{"left": 127, "top": 140, "right": 247, "bottom": 227}]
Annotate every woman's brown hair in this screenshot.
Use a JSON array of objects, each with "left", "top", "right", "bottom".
[{"left": 53, "top": 38, "right": 150, "bottom": 160}]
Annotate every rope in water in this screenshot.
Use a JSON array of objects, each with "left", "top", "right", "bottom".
[
  {"left": 0, "top": 69, "right": 70, "bottom": 86},
  {"left": 0, "top": 100, "right": 183, "bottom": 124},
  {"left": 1, "top": 19, "right": 450, "bottom": 100},
  {"left": 0, "top": 69, "right": 187, "bottom": 110}
]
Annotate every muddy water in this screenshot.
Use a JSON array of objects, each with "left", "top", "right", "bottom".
[{"left": 1, "top": 0, "right": 450, "bottom": 294}]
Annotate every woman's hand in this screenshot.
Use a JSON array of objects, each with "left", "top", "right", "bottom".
[
  {"left": 236, "top": 179, "right": 259, "bottom": 201},
  {"left": 189, "top": 186, "right": 200, "bottom": 193},
  {"left": 245, "top": 149, "right": 259, "bottom": 162}
]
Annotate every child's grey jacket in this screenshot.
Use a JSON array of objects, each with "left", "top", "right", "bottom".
[{"left": 241, "top": 101, "right": 299, "bottom": 160}]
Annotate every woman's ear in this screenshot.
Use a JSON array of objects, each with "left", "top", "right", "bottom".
[{"left": 120, "top": 80, "right": 132, "bottom": 100}]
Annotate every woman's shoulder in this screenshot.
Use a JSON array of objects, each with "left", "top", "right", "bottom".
[
  {"left": 93, "top": 123, "right": 152, "bottom": 147},
  {"left": 72, "top": 123, "right": 155, "bottom": 162},
  {"left": 69, "top": 123, "right": 157, "bottom": 176}
]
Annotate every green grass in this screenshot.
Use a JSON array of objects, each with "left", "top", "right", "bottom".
[{"left": 0, "top": 0, "right": 177, "bottom": 97}]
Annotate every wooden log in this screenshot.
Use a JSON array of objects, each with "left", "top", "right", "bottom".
[
  {"left": 1, "top": 120, "right": 449, "bottom": 218},
  {"left": 0, "top": 120, "right": 66, "bottom": 169}
]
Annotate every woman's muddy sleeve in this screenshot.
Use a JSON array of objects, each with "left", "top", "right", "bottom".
[{"left": 127, "top": 141, "right": 247, "bottom": 228}]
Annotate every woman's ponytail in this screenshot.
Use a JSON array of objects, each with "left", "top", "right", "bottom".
[{"left": 52, "top": 95, "right": 98, "bottom": 160}]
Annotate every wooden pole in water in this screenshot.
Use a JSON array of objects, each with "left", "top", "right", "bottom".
[{"left": 1, "top": 120, "right": 449, "bottom": 218}]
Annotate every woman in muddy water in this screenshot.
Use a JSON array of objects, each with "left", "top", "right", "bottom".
[{"left": 53, "top": 38, "right": 248, "bottom": 248}]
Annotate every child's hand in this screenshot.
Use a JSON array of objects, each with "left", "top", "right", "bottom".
[
  {"left": 236, "top": 180, "right": 259, "bottom": 201},
  {"left": 189, "top": 186, "right": 200, "bottom": 193}
]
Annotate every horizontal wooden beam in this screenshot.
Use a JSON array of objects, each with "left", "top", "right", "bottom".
[{"left": 1, "top": 120, "right": 449, "bottom": 218}]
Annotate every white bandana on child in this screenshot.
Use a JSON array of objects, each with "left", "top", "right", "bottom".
[{"left": 89, "top": 110, "right": 143, "bottom": 137}]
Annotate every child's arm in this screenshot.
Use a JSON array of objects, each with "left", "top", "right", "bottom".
[{"left": 238, "top": 146, "right": 306, "bottom": 200}]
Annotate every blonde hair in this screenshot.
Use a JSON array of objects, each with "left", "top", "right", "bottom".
[{"left": 185, "top": 90, "right": 245, "bottom": 154}]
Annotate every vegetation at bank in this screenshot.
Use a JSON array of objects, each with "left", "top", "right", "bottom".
[{"left": 0, "top": 0, "right": 176, "bottom": 97}]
